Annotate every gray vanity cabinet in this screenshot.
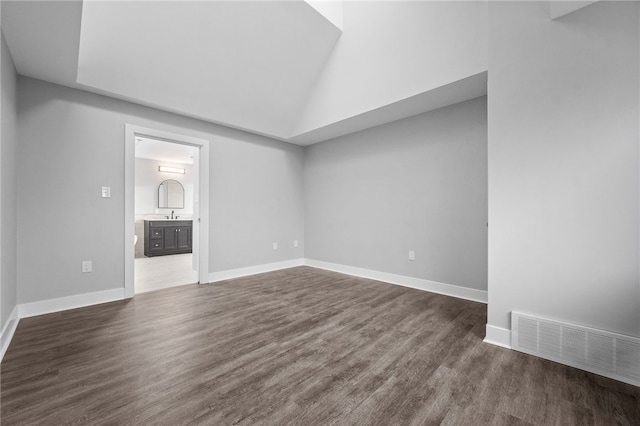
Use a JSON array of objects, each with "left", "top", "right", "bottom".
[{"left": 144, "top": 220, "right": 192, "bottom": 256}]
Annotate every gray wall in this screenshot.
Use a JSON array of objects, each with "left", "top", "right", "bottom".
[
  {"left": 1, "top": 32, "right": 18, "bottom": 328},
  {"left": 487, "top": 1, "right": 639, "bottom": 337},
  {"left": 304, "top": 97, "right": 487, "bottom": 291},
  {"left": 17, "top": 77, "right": 304, "bottom": 304}
]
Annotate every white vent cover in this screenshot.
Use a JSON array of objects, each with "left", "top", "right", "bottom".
[{"left": 512, "top": 312, "right": 640, "bottom": 387}]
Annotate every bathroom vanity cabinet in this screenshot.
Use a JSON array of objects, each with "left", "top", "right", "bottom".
[{"left": 144, "top": 220, "right": 192, "bottom": 256}]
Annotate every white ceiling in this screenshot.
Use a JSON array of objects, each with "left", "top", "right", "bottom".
[
  {"left": 1, "top": 0, "right": 82, "bottom": 88},
  {"left": 135, "top": 137, "right": 196, "bottom": 165},
  {"left": 77, "top": 0, "right": 341, "bottom": 139},
  {"left": 2, "top": 0, "right": 488, "bottom": 145}
]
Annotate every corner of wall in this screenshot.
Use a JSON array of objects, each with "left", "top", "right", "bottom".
[
  {"left": 483, "top": 323, "right": 511, "bottom": 349},
  {"left": 0, "top": 305, "right": 19, "bottom": 362},
  {"left": 1, "top": 20, "right": 20, "bottom": 352}
]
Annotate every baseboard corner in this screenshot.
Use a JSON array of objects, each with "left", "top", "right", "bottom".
[
  {"left": 1, "top": 305, "right": 20, "bottom": 362},
  {"left": 208, "top": 258, "right": 305, "bottom": 283},
  {"left": 483, "top": 324, "right": 512, "bottom": 349}
]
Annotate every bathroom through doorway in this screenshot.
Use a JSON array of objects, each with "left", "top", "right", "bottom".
[
  {"left": 134, "top": 137, "right": 198, "bottom": 293},
  {"left": 124, "top": 125, "right": 210, "bottom": 298}
]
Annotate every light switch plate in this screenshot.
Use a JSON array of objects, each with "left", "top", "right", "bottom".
[{"left": 101, "top": 187, "right": 111, "bottom": 198}]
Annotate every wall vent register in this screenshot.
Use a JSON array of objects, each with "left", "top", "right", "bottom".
[{"left": 511, "top": 311, "right": 640, "bottom": 387}]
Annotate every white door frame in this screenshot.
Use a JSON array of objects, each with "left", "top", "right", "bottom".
[{"left": 124, "top": 124, "right": 210, "bottom": 298}]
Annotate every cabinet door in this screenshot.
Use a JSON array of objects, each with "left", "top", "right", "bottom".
[
  {"left": 163, "top": 227, "right": 178, "bottom": 250},
  {"left": 177, "top": 227, "right": 191, "bottom": 250}
]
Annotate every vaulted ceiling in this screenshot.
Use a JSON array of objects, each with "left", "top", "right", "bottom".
[{"left": 2, "top": 0, "right": 489, "bottom": 145}]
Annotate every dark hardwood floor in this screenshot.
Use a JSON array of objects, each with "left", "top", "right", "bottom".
[{"left": 1, "top": 266, "right": 638, "bottom": 425}]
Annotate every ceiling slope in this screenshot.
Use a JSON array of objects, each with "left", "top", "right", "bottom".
[
  {"left": 1, "top": 0, "right": 82, "bottom": 87},
  {"left": 2, "top": 1, "right": 489, "bottom": 145},
  {"left": 290, "top": 72, "right": 487, "bottom": 146},
  {"left": 76, "top": 0, "right": 341, "bottom": 139},
  {"left": 549, "top": 1, "right": 600, "bottom": 20}
]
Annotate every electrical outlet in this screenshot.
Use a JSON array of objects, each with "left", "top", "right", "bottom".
[
  {"left": 273, "top": 242, "right": 278, "bottom": 250},
  {"left": 82, "top": 260, "right": 93, "bottom": 273},
  {"left": 294, "top": 240, "right": 299, "bottom": 248},
  {"left": 409, "top": 251, "right": 416, "bottom": 261}
]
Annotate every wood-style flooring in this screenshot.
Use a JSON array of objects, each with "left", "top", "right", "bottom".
[{"left": 1, "top": 267, "right": 638, "bottom": 425}]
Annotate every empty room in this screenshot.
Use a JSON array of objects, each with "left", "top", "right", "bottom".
[{"left": 1, "top": 1, "right": 639, "bottom": 424}]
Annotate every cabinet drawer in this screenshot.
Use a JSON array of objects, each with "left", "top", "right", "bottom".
[
  {"left": 149, "top": 228, "right": 163, "bottom": 239},
  {"left": 149, "top": 240, "right": 163, "bottom": 251}
]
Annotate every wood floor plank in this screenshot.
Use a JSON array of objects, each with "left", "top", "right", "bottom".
[{"left": 1, "top": 267, "right": 638, "bottom": 425}]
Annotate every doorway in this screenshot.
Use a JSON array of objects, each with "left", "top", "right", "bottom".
[
  {"left": 124, "top": 125, "right": 210, "bottom": 298},
  {"left": 134, "top": 137, "right": 198, "bottom": 292}
]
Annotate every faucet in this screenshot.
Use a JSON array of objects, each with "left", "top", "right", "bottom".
[{"left": 171, "top": 210, "right": 175, "bottom": 219}]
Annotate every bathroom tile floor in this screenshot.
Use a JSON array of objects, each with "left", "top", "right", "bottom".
[{"left": 135, "top": 253, "right": 198, "bottom": 293}]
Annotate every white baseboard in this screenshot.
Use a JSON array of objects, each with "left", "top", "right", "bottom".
[
  {"left": 483, "top": 324, "right": 512, "bottom": 349},
  {"left": 3, "top": 259, "right": 488, "bottom": 362},
  {"left": 1, "top": 305, "right": 20, "bottom": 362},
  {"left": 19, "top": 288, "right": 126, "bottom": 319},
  {"left": 208, "top": 258, "right": 305, "bottom": 283},
  {"left": 303, "top": 259, "right": 488, "bottom": 304}
]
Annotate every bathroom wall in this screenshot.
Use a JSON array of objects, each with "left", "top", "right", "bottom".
[
  {"left": 134, "top": 157, "right": 195, "bottom": 258},
  {"left": 135, "top": 157, "right": 194, "bottom": 216},
  {"left": 17, "top": 77, "right": 305, "bottom": 305}
]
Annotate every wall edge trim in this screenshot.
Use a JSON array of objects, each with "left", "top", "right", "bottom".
[
  {"left": 18, "top": 288, "right": 126, "bottom": 319},
  {"left": 4, "top": 260, "right": 491, "bottom": 360},
  {"left": 483, "top": 324, "right": 512, "bottom": 349},
  {"left": 0, "top": 305, "right": 20, "bottom": 362},
  {"left": 208, "top": 258, "right": 305, "bottom": 283},
  {"left": 303, "top": 258, "right": 488, "bottom": 303}
]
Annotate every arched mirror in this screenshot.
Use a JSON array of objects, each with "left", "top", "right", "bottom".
[{"left": 158, "top": 179, "right": 185, "bottom": 209}]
